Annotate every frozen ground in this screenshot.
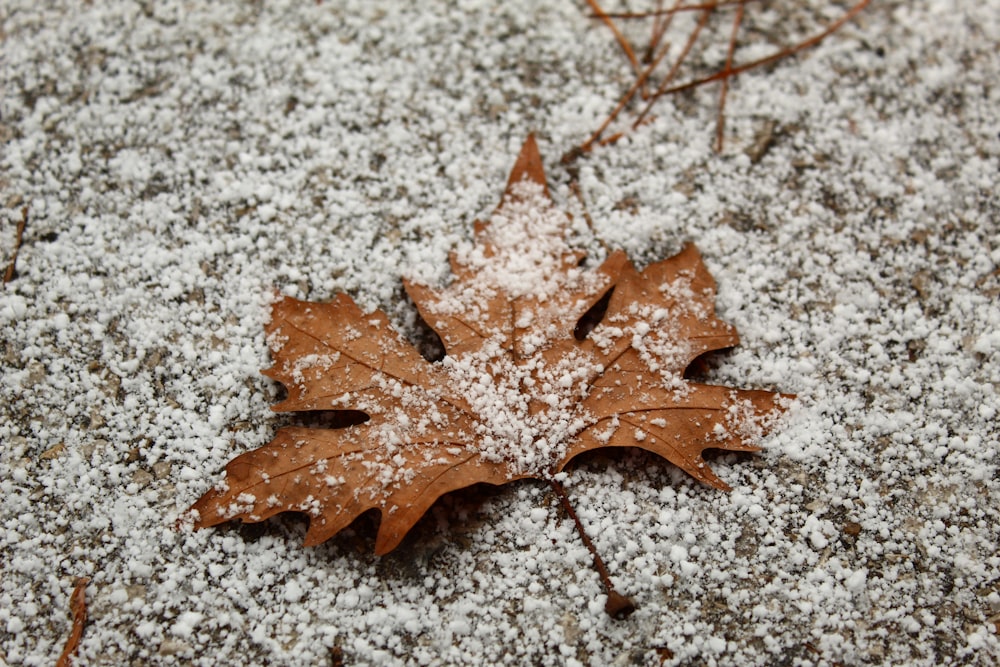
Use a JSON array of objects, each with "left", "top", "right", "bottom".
[{"left": 1, "top": 1, "right": 998, "bottom": 665}]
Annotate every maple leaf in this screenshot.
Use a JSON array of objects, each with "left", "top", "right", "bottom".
[{"left": 191, "top": 136, "right": 790, "bottom": 557}]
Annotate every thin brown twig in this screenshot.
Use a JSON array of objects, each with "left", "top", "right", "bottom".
[
  {"left": 586, "top": 0, "right": 641, "bottom": 77},
  {"left": 680, "top": 0, "right": 872, "bottom": 91},
  {"left": 634, "top": 0, "right": 872, "bottom": 130},
  {"left": 549, "top": 479, "right": 635, "bottom": 618},
  {"left": 568, "top": 2, "right": 713, "bottom": 158},
  {"left": 633, "top": 6, "right": 711, "bottom": 128},
  {"left": 715, "top": 1, "right": 746, "bottom": 152},
  {"left": 595, "top": 0, "right": 760, "bottom": 19},
  {"left": 577, "top": 34, "right": 674, "bottom": 154},
  {"left": 3, "top": 206, "right": 28, "bottom": 285},
  {"left": 645, "top": 0, "right": 665, "bottom": 64},
  {"left": 639, "top": 0, "right": 665, "bottom": 98},
  {"left": 644, "top": 0, "right": 683, "bottom": 66}
]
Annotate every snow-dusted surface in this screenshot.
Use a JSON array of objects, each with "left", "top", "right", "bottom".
[{"left": 1, "top": 1, "right": 998, "bottom": 665}]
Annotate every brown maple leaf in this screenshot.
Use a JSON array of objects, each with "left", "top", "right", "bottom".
[{"left": 191, "top": 136, "right": 789, "bottom": 562}]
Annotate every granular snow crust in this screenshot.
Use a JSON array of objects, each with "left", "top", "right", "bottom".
[{"left": 1, "top": 1, "right": 998, "bottom": 665}]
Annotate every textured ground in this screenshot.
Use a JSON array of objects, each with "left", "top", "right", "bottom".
[{"left": 1, "top": 1, "right": 998, "bottom": 665}]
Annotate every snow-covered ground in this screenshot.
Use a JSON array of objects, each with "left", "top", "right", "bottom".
[{"left": 1, "top": 1, "right": 998, "bottom": 665}]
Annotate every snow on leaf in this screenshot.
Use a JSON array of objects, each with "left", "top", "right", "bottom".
[{"left": 191, "top": 136, "right": 791, "bottom": 554}]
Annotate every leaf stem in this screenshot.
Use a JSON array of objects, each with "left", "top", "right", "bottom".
[{"left": 549, "top": 478, "right": 636, "bottom": 619}]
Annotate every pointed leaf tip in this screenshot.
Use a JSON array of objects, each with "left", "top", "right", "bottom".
[{"left": 505, "top": 134, "right": 549, "bottom": 198}]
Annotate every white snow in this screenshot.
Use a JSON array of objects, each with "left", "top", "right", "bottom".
[{"left": 1, "top": 0, "right": 999, "bottom": 666}]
